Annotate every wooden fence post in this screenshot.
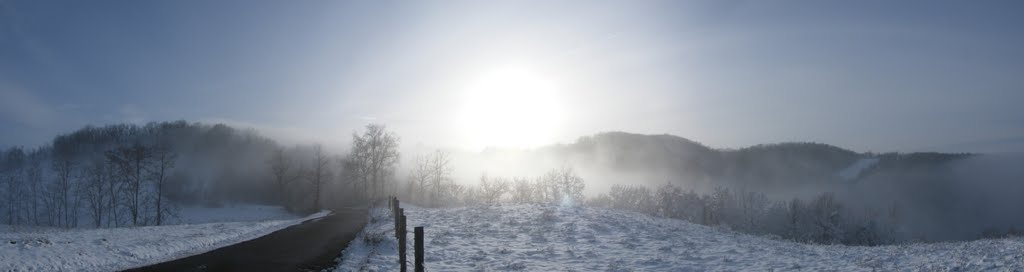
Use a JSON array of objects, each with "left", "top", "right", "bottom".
[
  {"left": 393, "top": 201, "right": 401, "bottom": 238},
  {"left": 393, "top": 198, "right": 400, "bottom": 215},
  {"left": 414, "top": 226, "right": 424, "bottom": 272},
  {"left": 399, "top": 212, "right": 407, "bottom": 272}
]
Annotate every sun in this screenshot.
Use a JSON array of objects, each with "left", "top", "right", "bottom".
[{"left": 457, "top": 64, "right": 565, "bottom": 150}]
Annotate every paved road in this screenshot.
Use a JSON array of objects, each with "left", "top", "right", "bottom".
[{"left": 125, "top": 208, "right": 368, "bottom": 272}]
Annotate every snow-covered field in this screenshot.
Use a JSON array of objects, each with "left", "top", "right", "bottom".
[
  {"left": 337, "top": 204, "right": 1024, "bottom": 271},
  {"left": 0, "top": 210, "right": 327, "bottom": 272}
]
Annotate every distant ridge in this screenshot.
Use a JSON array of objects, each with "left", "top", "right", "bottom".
[{"left": 521, "top": 131, "right": 973, "bottom": 188}]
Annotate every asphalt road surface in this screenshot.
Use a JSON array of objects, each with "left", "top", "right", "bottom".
[{"left": 125, "top": 208, "right": 368, "bottom": 272}]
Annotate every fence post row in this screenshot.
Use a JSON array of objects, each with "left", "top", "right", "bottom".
[{"left": 388, "top": 197, "right": 424, "bottom": 272}]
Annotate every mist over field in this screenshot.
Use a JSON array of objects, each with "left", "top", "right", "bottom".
[
  {"left": 2, "top": 122, "right": 1021, "bottom": 245},
  {"left": 446, "top": 132, "right": 1024, "bottom": 242},
  {"left": 3, "top": 1, "right": 1024, "bottom": 270}
]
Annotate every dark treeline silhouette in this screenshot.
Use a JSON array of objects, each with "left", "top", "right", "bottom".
[
  {"left": 0, "top": 121, "right": 280, "bottom": 228},
  {"left": 0, "top": 121, "right": 398, "bottom": 228}
]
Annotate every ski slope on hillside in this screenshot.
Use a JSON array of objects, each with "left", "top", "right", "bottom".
[
  {"left": 837, "top": 157, "right": 880, "bottom": 180},
  {"left": 0, "top": 211, "right": 328, "bottom": 272},
  {"left": 337, "top": 204, "right": 1024, "bottom": 271}
]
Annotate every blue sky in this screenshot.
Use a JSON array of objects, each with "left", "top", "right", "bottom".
[{"left": 1, "top": 0, "right": 1023, "bottom": 153}]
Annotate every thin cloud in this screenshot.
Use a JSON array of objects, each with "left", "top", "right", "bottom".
[
  {"left": 0, "top": 80, "right": 57, "bottom": 128},
  {"left": 118, "top": 104, "right": 147, "bottom": 124}
]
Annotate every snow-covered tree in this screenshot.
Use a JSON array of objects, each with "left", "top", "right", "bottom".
[
  {"left": 509, "top": 177, "right": 536, "bottom": 203},
  {"left": 809, "top": 192, "right": 843, "bottom": 244},
  {"left": 478, "top": 174, "right": 510, "bottom": 204},
  {"left": 539, "top": 166, "right": 585, "bottom": 205}
]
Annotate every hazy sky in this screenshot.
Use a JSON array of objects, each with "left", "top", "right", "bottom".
[{"left": 2, "top": 0, "right": 1023, "bottom": 153}]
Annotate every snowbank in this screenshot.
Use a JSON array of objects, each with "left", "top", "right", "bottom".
[
  {"left": 0, "top": 211, "right": 328, "bottom": 272},
  {"left": 334, "top": 208, "right": 398, "bottom": 271},
  {"left": 337, "top": 204, "right": 1024, "bottom": 271}
]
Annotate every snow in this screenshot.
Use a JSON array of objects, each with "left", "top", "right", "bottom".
[
  {"left": 334, "top": 208, "right": 397, "bottom": 272},
  {"left": 837, "top": 157, "right": 880, "bottom": 180},
  {"left": 336, "top": 204, "right": 1024, "bottom": 271},
  {"left": 0, "top": 211, "right": 328, "bottom": 272}
]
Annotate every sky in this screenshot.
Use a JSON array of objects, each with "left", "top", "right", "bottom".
[{"left": 1, "top": 0, "right": 1023, "bottom": 153}]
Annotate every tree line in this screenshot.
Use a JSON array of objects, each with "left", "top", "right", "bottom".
[
  {"left": 0, "top": 134, "right": 180, "bottom": 228},
  {"left": 0, "top": 121, "right": 422, "bottom": 228},
  {"left": 0, "top": 121, "right": 400, "bottom": 228},
  {"left": 395, "top": 153, "right": 588, "bottom": 209},
  {"left": 267, "top": 124, "right": 402, "bottom": 212},
  {"left": 587, "top": 184, "right": 901, "bottom": 245}
]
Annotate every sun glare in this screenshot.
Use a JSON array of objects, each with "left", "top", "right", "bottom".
[{"left": 457, "top": 65, "right": 565, "bottom": 150}]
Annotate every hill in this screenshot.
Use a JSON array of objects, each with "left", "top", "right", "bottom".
[
  {"left": 477, "top": 131, "right": 970, "bottom": 192},
  {"left": 337, "top": 204, "right": 1024, "bottom": 271}
]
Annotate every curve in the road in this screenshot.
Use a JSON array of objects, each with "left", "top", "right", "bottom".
[{"left": 125, "top": 208, "right": 367, "bottom": 272}]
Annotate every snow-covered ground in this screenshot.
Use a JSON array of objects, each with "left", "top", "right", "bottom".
[
  {"left": 0, "top": 211, "right": 328, "bottom": 272},
  {"left": 336, "top": 204, "right": 1024, "bottom": 271}
]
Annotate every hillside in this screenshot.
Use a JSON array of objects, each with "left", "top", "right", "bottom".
[
  {"left": 479, "top": 131, "right": 971, "bottom": 190},
  {"left": 337, "top": 204, "right": 1024, "bottom": 271}
]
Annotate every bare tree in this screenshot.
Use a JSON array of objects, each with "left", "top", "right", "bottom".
[
  {"left": 2, "top": 148, "right": 26, "bottom": 225},
  {"left": 344, "top": 124, "right": 400, "bottom": 202},
  {"left": 657, "top": 183, "right": 697, "bottom": 219},
  {"left": 306, "top": 144, "right": 332, "bottom": 211},
  {"left": 786, "top": 197, "right": 806, "bottom": 240},
  {"left": 406, "top": 154, "right": 431, "bottom": 204},
  {"left": 737, "top": 189, "right": 769, "bottom": 232},
  {"left": 82, "top": 157, "right": 109, "bottom": 227},
  {"left": 477, "top": 174, "right": 510, "bottom": 204},
  {"left": 26, "top": 152, "right": 43, "bottom": 226},
  {"left": 706, "top": 187, "right": 734, "bottom": 226},
  {"left": 541, "top": 166, "right": 585, "bottom": 205},
  {"left": 107, "top": 143, "right": 152, "bottom": 226},
  {"left": 509, "top": 177, "right": 535, "bottom": 203},
  {"left": 104, "top": 154, "right": 125, "bottom": 227},
  {"left": 609, "top": 184, "right": 654, "bottom": 214},
  {"left": 810, "top": 192, "right": 843, "bottom": 243},
  {"left": 149, "top": 144, "right": 176, "bottom": 225},
  {"left": 268, "top": 147, "right": 302, "bottom": 207},
  {"left": 51, "top": 155, "right": 76, "bottom": 228},
  {"left": 426, "top": 150, "right": 452, "bottom": 206}
]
